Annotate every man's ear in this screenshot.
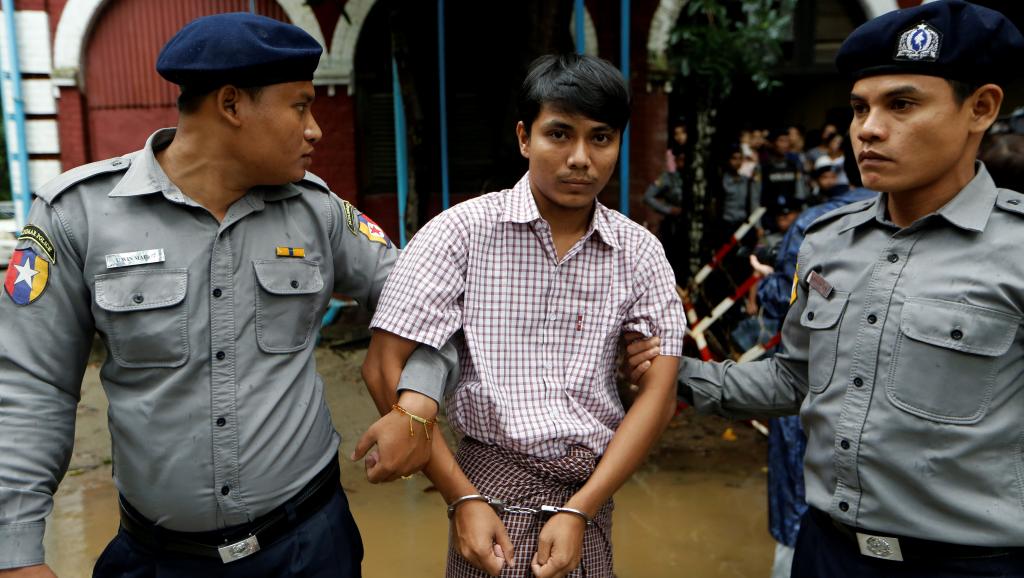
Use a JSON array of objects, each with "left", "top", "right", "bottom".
[
  {"left": 216, "top": 85, "right": 244, "bottom": 127},
  {"left": 969, "top": 84, "right": 1004, "bottom": 135},
  {"left": 516, "top": 121, "right": 530, "bottom": 159}
]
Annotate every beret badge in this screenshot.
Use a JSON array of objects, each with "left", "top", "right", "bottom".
[{"left": 895, "top": 22, "right": 941, "bottom": 62}]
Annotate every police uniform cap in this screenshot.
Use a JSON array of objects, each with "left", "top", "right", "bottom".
[
  {"left": 157, "top": 12, "right": 323, "bottom": 92},
  {"left": 836, "top": 0, "right": 1024, "bottom": 84}
]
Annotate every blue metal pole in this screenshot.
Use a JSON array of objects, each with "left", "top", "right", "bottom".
[
  {"left": 391, "top": 57, "right": 409, "bottom": 247},
  {"left": 1, "top": 0, "right": 32, "bottom": 226},
  {"left": 438, "top": 0, "right": 450, "bottom": 210},
  {"left": 619, "top": 0, "right": 630, "bottom": 216},
  {"left": 575, "top": 0, "right": 585, "bottom": 54}
]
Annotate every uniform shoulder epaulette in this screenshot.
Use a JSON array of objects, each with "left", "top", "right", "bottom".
[
  {"left": 994, "top": 189, "right": 1024, "bottom": 217},
  {"left": 34, "top": 156, "right": 132, "bottom": 205},
  {"left": 805, "top": 197, "right": 875, "bottom": 234},
  {"left": 298, "top": 171, "right": 331, "bottom": 193}
]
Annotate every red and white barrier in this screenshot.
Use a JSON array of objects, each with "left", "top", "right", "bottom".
[
  {"left": 737, "top": 331, "right": 782, "bottom": 363},
  {"left": 692, "top": 274, "right": 760, "bottom": 335},
  {"left": 693, "top": 207, "right": 766, "bottom": 287}
]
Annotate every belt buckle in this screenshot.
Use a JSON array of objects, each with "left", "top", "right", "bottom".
[
  {"left": 218, "top": 535, "right": 260, "bottom": 564},
  {"left": 856, "top": 532, "right": 904, "bottom": 562}
]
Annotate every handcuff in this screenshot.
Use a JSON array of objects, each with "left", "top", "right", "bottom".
[{"left": 447, "top": 494, "right": 593, "bottom": 526}]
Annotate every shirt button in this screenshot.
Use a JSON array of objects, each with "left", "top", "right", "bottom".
[
  {"left": 807, "top": 311, "right": 815, "bottom": 320},
  {"left": 867, "top": 314, "right": 877, "bottom": 324},
  {"left": 549, "top": 313, "right": 558, "bottom": 321},
  {"left": 887, "top": 253, "right": 899, "bottom": 263},
  {"left": 132, "top": 294, "right": 144, "bottom": 304},
  {"left": 839, "top": 501, "right": 850, "bottom": 512},
  {"left": 216, "top": 351, "right": 226, "bottom": 360},
  {"left": 1009, "top": 199, "right": 1021, "bottom": 206},
  {"left": 840, "top": 439, "right": 850, "bottom": 450},
  {"left": 290, "top": 280, "right": 299, "bottom": 289},
  {"left": 221, "top": 485, "right": 231, "bottom": 496},
  {"left": 212, "top": 288, "right": 222, "bottom": 298},
  {"left": 216, "top": 417, "right": 226, "bottom": 427},
  {"left": 951, "top": 329, "right": 964, "bottom": 340},
  {"left": 853, "top": 377, "right": 863, "bottom": 387}
]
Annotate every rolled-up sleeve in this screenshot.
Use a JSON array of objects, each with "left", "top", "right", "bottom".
[{"left": 0, "top": 200, "right": 93, "bottom": 569}]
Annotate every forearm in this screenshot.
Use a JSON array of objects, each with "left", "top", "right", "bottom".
[
  {"left": 566, "top": 355, "right": 679, "bottom": 517},
  {"left": 362, "top": 330, "right": 438, "bottom": 418},
  {"left": 423, "top": 433, "right": 477, "bottom": 503}
]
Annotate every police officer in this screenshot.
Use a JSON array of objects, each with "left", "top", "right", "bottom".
[
  {"left": 0, "top": 13, "right": 452, "bottom": 578},
  {"left": 632, "top": 1, "right": 1024, "bottom": 576}
]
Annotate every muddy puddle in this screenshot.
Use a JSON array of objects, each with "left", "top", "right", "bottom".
[{"left": 43, "top": 345, "right": 772, "bottom": 577}]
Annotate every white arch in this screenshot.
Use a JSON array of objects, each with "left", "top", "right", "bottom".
[
  {"left": 646, "top": 0, "right": 687, "bottom": 72},
  {"left": 52, "top": 0, "right": 328, "bottom": 87}
]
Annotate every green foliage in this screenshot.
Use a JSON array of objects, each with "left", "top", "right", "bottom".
[{"left": 669, "top": 0, "right": 797, "bottom": 104}]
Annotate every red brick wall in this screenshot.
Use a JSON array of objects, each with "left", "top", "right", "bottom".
[
  {"left": 308, "top": 87, "right": 358, "bottom": 201},
  {"left": 56, "top": 87, "right": 88, "bottom": 169}
]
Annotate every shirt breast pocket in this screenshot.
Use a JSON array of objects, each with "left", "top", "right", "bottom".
[
  {"left": 94, "top": 269, "right": 189, "bottom": 368},
  {"left": 799, "top": 289, "right": 849, "bottom": 394},
  {"left": 253, "top": 260, "right": 324, "bottom": 353},
  {"left": 886, "top": 298, "right": 1019, "bottom": 424}
]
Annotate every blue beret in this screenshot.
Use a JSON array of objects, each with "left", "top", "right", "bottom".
[
  {"left": 157, "top": 12, "right": 322, "bottom": 90},
  {"left": 836, "top": 0, "right": 1024, "bottom": 84}
]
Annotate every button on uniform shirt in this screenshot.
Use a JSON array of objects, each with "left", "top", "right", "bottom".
[
  {"left": 0, "top": 128, "right": 452, "bottom": 568},
  {"left": 371, "top": 174, "right": 686, "bottom": 459},
  {"left": 681, "top": 163, "right": 1024, "bottom": 546}
]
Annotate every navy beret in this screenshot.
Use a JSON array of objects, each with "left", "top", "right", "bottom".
[
  {"left": 836, "top": 0, "right": 1024, "bottom": 84},
  {"left": 157, "top": 12, "right": 322, "bottom": 91}
]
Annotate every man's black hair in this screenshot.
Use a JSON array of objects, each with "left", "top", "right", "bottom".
[
  {"left": 177, "top": 85, "right": 264, "bottom": 114},
  {"left": 517, "top": 54, "right": 631, "bottom": 134}
]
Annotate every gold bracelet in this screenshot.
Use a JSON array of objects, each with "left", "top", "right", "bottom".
[{"left": 391, "top": 403, "right": 437, "bottom": 441}]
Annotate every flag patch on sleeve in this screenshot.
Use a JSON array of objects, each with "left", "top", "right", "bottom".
[{"left": 4, "top": 248, "right": 50, "bottom": 306}]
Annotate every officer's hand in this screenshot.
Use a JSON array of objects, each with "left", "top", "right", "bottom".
[
  {"left": 0, "top": 564, "right": 58, "bottom": 578},
  {"left": 351, "top": 391, "right": 435, "bottom": 483},
  {"left": 623, "top": 332, "right": 660, "bottom": 384},
  {"left": 531, "top": 513, "right": 586, "bottom": 578},
  {"left": 452, "top": 500, "right": 514, "bottom": 576}
]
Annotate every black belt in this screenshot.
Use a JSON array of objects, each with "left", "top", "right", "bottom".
[
  {"left": 809, "top": 508, "right": 1022, "bottom": 562},
  {"left": 119, "top": 455, "right": 340, "bottom": 563}
]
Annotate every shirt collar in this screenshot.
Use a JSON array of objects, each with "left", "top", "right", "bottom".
[
  {"left": 499, "top": 172, "right": 620, "bottom": 250},
  {"left": 838, "top": 163, "right": 998, "bottom": 234},
  {"left": 108, "top": 128, "right": 302, "bottom": 205}
]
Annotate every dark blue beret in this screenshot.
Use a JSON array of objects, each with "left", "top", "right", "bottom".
[
  {"left": 836, "top": 0, "right": 1024, "bottom": 84},
  {"left": 157, "top": 12, "right": 322, "bottom": 90}
]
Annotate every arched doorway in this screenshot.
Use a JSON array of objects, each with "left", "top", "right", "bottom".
[{"left": 82, "top": 1, "right": 291, "bottom": 160}]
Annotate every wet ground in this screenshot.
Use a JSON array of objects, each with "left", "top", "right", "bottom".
[{"left": 43, "top": 335, "right": 773, "bottom": 577}]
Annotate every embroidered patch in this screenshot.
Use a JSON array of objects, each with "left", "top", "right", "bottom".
[
  {"left": 105, "top": 249, "right": 166, "bottom": 269},
  {"left": 341, "top": 200, "right": 358, "bottom": 236},
  {"left": 357, "top": 214, "right": 391, "bottom": 247},
  {"left": 4, "top": 248, "right": 50, "bottom": 306},
  {"left": 18, "top": 225, "right": 56, "bottom": 264},
  {"left": 275, "top": 247, "right": 306, "bottom": 258},
  {"left": 895, "top": 22, "right": 941, "bottom": 62}
]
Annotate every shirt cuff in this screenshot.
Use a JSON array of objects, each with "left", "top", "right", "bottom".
[{"left": 0, "top": 521, "right": 45, "bottom": 570}]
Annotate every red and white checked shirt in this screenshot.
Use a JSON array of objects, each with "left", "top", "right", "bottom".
[{"left": 372, "top": 174, "right": 685, "bottom": 459}]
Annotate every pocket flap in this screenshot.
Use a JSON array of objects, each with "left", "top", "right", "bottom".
[
  {"left": 900, "top": 297, "right": 1020, "bottom": 357},
  {"left": 253, "top": 260, "right": 324, "bottom": 295},
  {"left": 95, "top": 269, "right": 188, "bottom": 312},
  {"left": 800, "top": 290, "right": 849, "bottom": 329}
]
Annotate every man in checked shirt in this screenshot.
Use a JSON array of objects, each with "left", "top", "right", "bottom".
[{"left": 359, "top": 54, "right": 685, "bottom": 577}]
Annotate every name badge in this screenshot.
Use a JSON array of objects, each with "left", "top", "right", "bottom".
[
  {"left": 105, "top": 249, "right": 166, "bottom": 269},
  {"left": 807, "top": 271, "right": 834, "bottom": 299}
]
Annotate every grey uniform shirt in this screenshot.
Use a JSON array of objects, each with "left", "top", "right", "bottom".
[
  {"left": 681, "top": 163, "right": 1024, "bottom": 547},
  {"left": 0, "top": 129, "right": 455, "bottom": 568}
]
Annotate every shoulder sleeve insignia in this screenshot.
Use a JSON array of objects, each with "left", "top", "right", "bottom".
[
  {"left": 790, "top": 263, "right": 800, "bottom": 305},
  {"left": 17, "top": 225, "right": 56, "bottom": 264},
  {"left": 4, "top": 248, "right": 50, "bottom": 305},
  {"left": 341, "top": 200, "right": 358, "bottom": 236},
  {"left": 357, "top": 213, "right": 392, "bottom": 248}
]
